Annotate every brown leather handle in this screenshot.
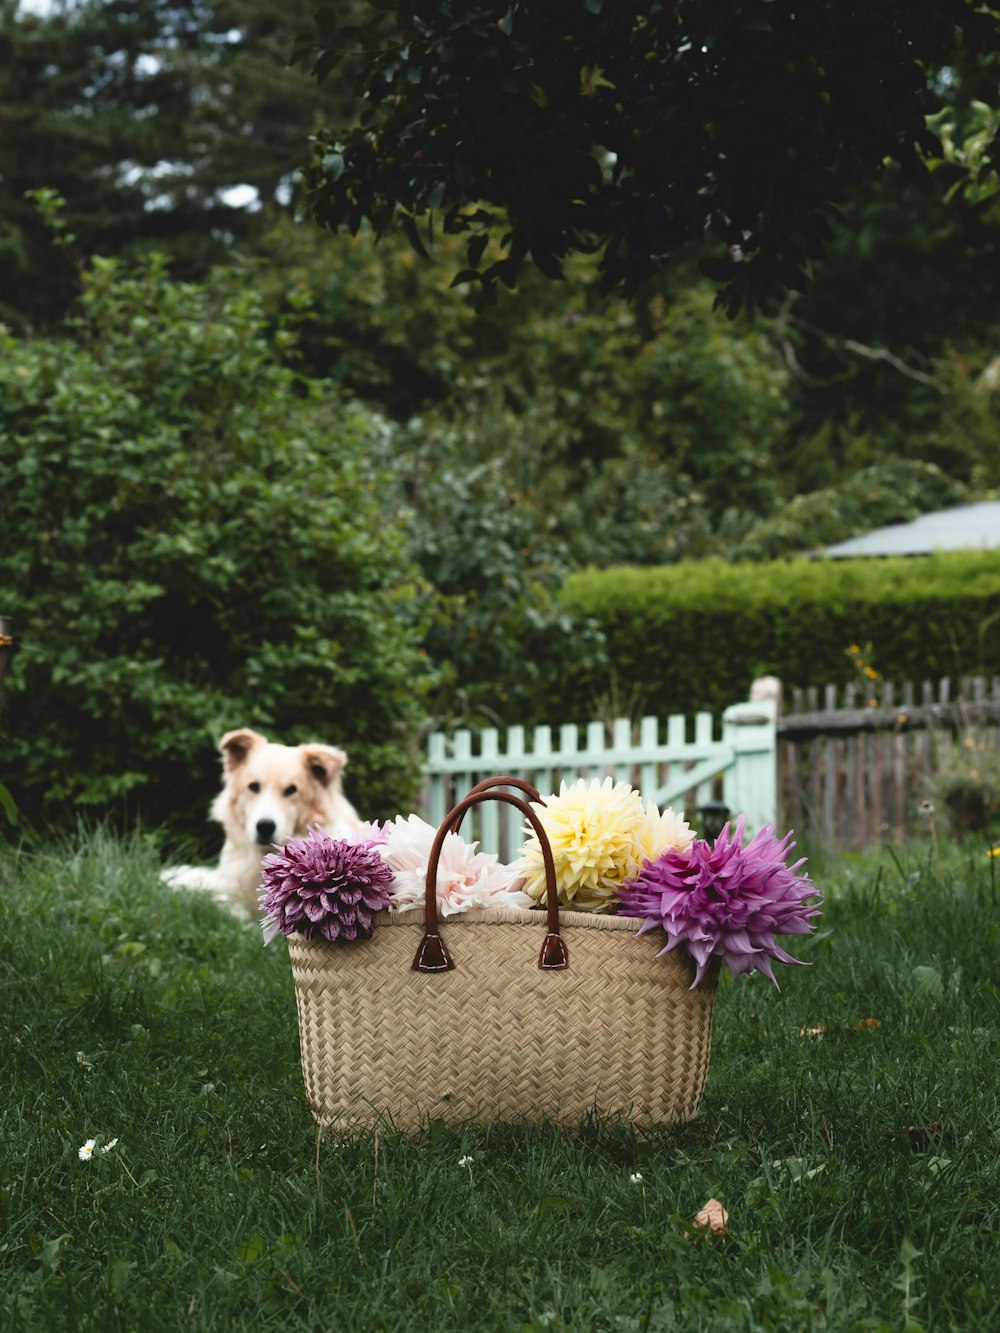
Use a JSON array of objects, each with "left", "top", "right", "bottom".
[
  {"left": 412, "top": 782, "right": 568, "bottom": 974},
  {"left": 448, "top": 775, "right": 543, "bottom": 827}
]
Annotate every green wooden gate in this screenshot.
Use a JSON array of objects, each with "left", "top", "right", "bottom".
[{"left": 423, "top": 698, "right": 777, "bottom": 857}]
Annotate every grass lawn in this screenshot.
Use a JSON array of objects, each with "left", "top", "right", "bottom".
[{"left": 1, "top": 829, "right": 998, "bottom": 1331}]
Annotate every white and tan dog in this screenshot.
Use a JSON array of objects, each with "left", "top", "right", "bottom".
[{"left": 162, "top": 728, "right": 362, "bottom": 917}]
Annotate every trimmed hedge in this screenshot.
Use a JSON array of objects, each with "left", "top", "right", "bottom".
[{"left": 544, "top": 551, "right": 1000, "bottom": 722}]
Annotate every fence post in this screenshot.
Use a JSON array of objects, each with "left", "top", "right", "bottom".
[
  {"left": 721, "top": 698, "right": 777, "bottom": 832},
  {"left": 426, "top": 731, "right": 447, "bottom": 829}
]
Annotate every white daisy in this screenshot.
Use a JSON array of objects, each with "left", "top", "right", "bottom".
[{"left": 78, "top": 1139, "right": 96, "bottom": 1161}]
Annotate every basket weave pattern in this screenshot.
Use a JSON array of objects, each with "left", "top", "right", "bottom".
[{"left": 288, "top": 904, "right": 719, "bottom": 1130}]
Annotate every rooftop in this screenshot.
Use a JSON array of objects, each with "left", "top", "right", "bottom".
[{"left": 823, "top": 500, "right": 1000, "bottom": 559}]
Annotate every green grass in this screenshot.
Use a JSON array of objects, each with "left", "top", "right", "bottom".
[{"left": 2, "top": 829, "right": 998, "bottom": 1332}]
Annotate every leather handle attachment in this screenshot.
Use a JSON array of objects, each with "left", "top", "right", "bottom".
[{"left": 412, "top": 780, "right": 568, "bottom": 974}]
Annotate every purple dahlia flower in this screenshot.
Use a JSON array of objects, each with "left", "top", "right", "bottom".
[
  {"left": 258, "top": 829, "right": 394, "bottom": 944},
  {"left": 618, "top": 814, "right": 821, "bottom": 988}
]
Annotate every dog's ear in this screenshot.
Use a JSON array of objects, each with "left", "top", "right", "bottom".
[
  {"left": 300, "top": 744, "right": 347, "bottom": 787},
  {"left": 219, "top": 729, "right": 264, "bottom": 771}
]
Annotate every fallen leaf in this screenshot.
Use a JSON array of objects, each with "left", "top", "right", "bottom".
[
  {"left": 774, "top": 1157, "right": 826, "bottom": 1183},
  {"left": 855, "top": 1017, "right": 881, "bottom": 1030},
  {"left": 693, "top": 1198, "right": 729, "bottom": 1235}
]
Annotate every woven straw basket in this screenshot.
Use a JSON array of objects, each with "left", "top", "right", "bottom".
[{"left": 287, "top": 778, "right": 719, "bottom": 1131}]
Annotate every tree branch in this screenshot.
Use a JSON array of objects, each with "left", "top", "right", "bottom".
[{"left": 771, "top": 291, "right": 946, "bottom": 392}]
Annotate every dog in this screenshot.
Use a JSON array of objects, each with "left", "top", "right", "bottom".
[{"left": 162, "top": 728, "right": 362, "bottom": 918}]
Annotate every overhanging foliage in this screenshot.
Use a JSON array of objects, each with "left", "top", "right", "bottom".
[{"left": 298, "top": 0, "right": 1000, "bottom": 312}]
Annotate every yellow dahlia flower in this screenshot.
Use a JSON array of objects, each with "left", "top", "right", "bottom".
[{"left": 514, "top": 777, "right": 694, "bottom": 913}]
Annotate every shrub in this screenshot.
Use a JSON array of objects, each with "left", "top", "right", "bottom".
[
  {"left": 728, "top": 459, "right": 968, "bottom": 561},
  {"left": 0, "top": 256, "right": 432, "bottom": 841},
  {"left": 382, "top": 396, "right": 606, "bottom": 729},
  {"left": 257, "top": 224, "right": 791, "bottom": 550},
  {"left": 532, "top": 552, "right": 1000, "bottom": 724},
  {"left": 930, "top": 737, "right": 1000, "bottom": 835}
]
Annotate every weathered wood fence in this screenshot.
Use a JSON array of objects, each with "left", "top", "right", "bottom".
[
  {"left": 778, "top": 675, "right": 1000, "bottom": 849},
  {"left": 423, "top": 699, "right": 776, "bottom": 859}
]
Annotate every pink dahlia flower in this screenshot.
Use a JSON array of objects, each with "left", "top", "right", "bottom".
[
  {"left": 351, "top": 820, "right": 390, "bottom": 846},
  {"left": 381, "top": 813, "right": 532, "bottom": 916},
  {"left": 259, "top": 829, "right": 394, "bottom": 944},
  {"left": 618, "top": 815, "right": 821, "bottom": 987}
]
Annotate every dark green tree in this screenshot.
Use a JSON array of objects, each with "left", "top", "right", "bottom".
[
  {"left": 299, "top": 0, "right": 1000, "bottom": 313},
  {"left": 0, "top": 0, "right": 359, "bottom": 331},
  {"left": 765, "top": 157, "right": 1000, "bottom": 491}
]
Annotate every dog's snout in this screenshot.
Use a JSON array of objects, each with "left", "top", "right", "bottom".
[{"left": 255, "top": 818, "right": 277, "bottom": 845}]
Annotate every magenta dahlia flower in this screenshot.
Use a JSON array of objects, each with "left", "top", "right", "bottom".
[
  {"left": 258, "top": 829, "right": 394, "bottom": 944},
  {"left": 618, "top": 815, "right": 821, "bottom": 988}
]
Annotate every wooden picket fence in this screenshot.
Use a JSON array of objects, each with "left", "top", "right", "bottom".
[
  {"left": 423, "top": 674, "right": 1000, "bottom": 856},
  {"left": 778, "top": 675, "right": 1000, "bottom": 850},
  {"left": 423, "top": 699, "right": 777, "bottom": 859}
]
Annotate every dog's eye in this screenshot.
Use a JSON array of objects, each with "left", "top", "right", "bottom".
[
  {"left": 248, "top": 781, "right": 261, "bottom": 793},
  {"left": 283, "top": 784, "right": 298, "bottom": 797}
]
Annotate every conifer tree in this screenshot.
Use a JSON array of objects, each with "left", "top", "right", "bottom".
[{"left": 0, "top": 0, "right": 359, "bottom": 330}]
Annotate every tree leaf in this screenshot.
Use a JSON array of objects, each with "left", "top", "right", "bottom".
[{"left": 468, "top": 232, "right": 490, "bottom": 267}]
